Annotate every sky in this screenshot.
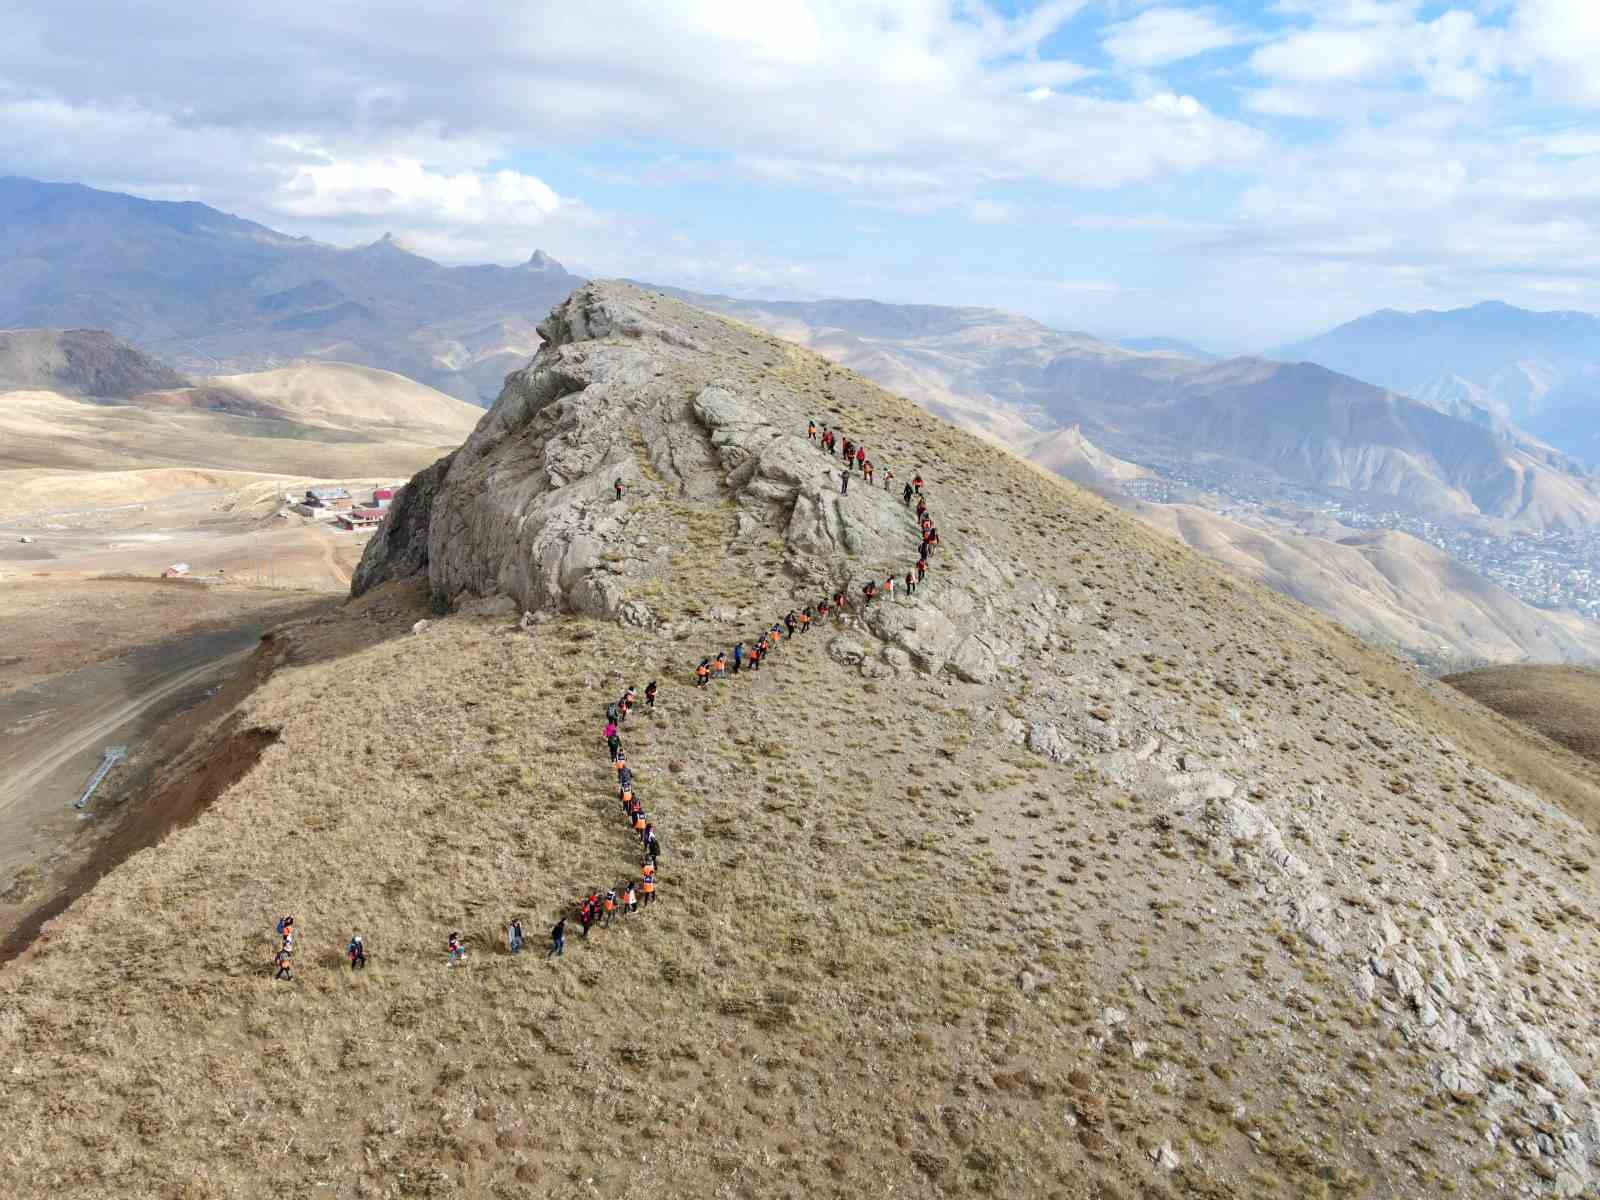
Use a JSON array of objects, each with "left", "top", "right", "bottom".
[{"left": 2, "top": 0, "right": 1599, "bottom": 349}]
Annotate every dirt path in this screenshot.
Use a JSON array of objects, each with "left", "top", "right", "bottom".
[{"left": 0, "top": 624, "right": 278, "bottom": 888}]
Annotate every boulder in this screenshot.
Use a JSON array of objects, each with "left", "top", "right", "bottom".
[{"left": 828, "top": 637, "right": 868, "bottom": 666}]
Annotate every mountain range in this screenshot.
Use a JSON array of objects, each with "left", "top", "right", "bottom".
[
  {"left": 1280, "top": 301, "right": 1600, "bottom": 462},
  {"left": 0, "top": 176, "right": 580, "bottom": 403},
  {"left": 655, "top": 287, "right": 1600, "bottom": 533}
]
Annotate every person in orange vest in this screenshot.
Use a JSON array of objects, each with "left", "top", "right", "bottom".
[
  {"left": 622, "top": 882, "right": 638, "bottom": 915},
  {"left": 713, "top": 651, "right": 727, "bottom": 679},
  {"left": 863, "top": 459, "right": 874, "bottom": 485},
  {"left": 640, "top": 871, "right": 657, "bottom": 907},
  {"left": 748, "top": 641, "right": 763, "bottom": 671},
  {"left": 274, "top": 945, "right": 293, "bottom": 981},
  {"left": 798, "top": 608, "right": 812, "bottom": 632},
  {"left": 633, "top": 809, "right": 649, "bottom": 836},
  {"left": 695, "top": 658, "right": 711, "bottom": 687},
  {"left": 884, "top": 574, "right": 896, "bottom": 600},
  {"left": 808, "top": 420, "right": 817, "bottom": 441},
  {"left": 601, "top": 889, "right": 617, "bottom": 927}
]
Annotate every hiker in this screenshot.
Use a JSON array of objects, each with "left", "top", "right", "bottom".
[
  {"left": 547, "top": 917, "right": 566, "bottom": 958},
  {"left": 883, "top": 468, "right": 894, "bottom": 491},
  {"left": 601, "top": 889, "right": 617, "bottom": 927},
  {"left": 749, "top": 641, "right": 762, "bottom": 671},
  {"left": 578, "top": 897, "right": 594, "bottom": 939},
  {"left": 624, "top": 883, "right": 639, "bottom": 914},
  {"left": 614, "top": 752, "right": 628, "bottom": 776},
  {"left": 912, "top": 473, "right": 924, "bottom": 494},
  {"left": 275, "top": 915, "right": 296, "bottom": 942},
  {"left": 643, "top": 824, "right": 660, "bottom": 865},
  {"left": 769, "top": 622, "right": 783, "bottom": 647},
  {"left": 274, "top": 946, "right": 293, "bottom": 981},
  {"left": 641, "top": 872, "right": 657, "bottom": 906},
  {"left": 732, "top": 641, "right": 744, "bottom": 674},
  {"left": 606, "top": 700, "right": 619, "bottom": 724},
  {"left": 604, "top": 719, "right": 620, "bottom": 761},
  {"left": 621, "top": 686, "right": 637, "bottom": 717},
  {"left": 840, "top": 470, "right": 850, "bottom": 496},
  {"left": 645, "top": 680, "right": 657, "bottom": 708},
  {"left": 347, "top": 934, "right": 367, "bottom": 970},
  {"left": 808, "top": 420, "right": 818, "bottom": 441},
  {"left": 856, "top": 445, "right": 866, "bottom": 473},
  {"left": 618, "top": 764, "right": 634, "bottom": 789},
  {"left": 713, "top": 651, "right": 727, "bottom": 679},
  {"left": 614, "top": 477, "right": 626, "bottom": 502},
  {"left": 863, "top": 460, "right": 874, "bottom": 485},
  {"left": 916, "top": 558, "right": 927, "bottom": 584},
  {"left": 842, "top": 437, "right": 854, "bottom": 463},
  {"left": 902, "top": 481, "right": 914, "bottom": 505},
  {"left": 800, "top": 607, "right": 813, "bottom": 632},
  {"left": 905, "top": 570, "right": 916, "bottom": 596},
  {"left": 884, "top": 574, "right": 896, "bottom": 600},
  {"left": 696, "top": 658, "right": 711, "bottom": 687},
  {"left": 929, "top": 528, "right": 941, "bottom": 555},
  {"left": 916, "top": 497, "right": 927, "bottom": 521},
  {"left": 507, "top": 918, "right": 525, "bottom": 953},
  {"left": 633, "top": 808, "right": 649, "bottom": 836},
  {"left": 448, "top": 932, "right": 467, "bottom": 966},
  {"left": 818, "top": 597, "right": 831, "bottom": 618},
  {"left": 862, "top": 580, "right": 877, "bottom": 604}
]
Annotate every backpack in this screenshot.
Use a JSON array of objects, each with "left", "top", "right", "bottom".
[
  {"left": 606, "top": 704, "right": 619, "bottom": 722},
  {"left": 276, "top": 917, "right": 290, "bottom": 937}
]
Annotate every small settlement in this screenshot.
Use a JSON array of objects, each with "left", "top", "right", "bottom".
[{"left": 288, "top": 484, "right": 402, "bottom": 531}]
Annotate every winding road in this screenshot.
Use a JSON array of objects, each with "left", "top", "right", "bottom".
[{"left": 0, "top": 626, "right": 264, "bottom": 886}]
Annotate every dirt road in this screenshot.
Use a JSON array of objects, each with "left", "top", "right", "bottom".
[{"left": 0, "top": 624, "right": 271, "bottom": 888}]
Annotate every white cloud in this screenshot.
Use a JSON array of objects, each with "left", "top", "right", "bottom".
[
  {"left": 274, "top": 147, "right": 562, "bottom": 227},
  {"left": 1101, "top": 6, "right": 1252, "bottom": 69},
  {"left": 1508, "top": 0, "right": 1600, "bottom": 107}
]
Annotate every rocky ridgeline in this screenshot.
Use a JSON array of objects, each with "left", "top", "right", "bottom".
[{"left": 358, "top": 282, "right": 1600, "bottom": 1193}]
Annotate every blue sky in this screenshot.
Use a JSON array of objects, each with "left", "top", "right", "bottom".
[{"left": 3, "top": 1, "right": 1599, "bottom": 348}]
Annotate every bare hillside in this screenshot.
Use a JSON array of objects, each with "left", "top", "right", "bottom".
[
  {"left": 0, "top": 327, "right": 187, "bottom": 397},
  {"left": 199, "top": 361, "right": 485, "bottom": 440},
  {"left": 3, "top": 283, "right": 1600, "bottom": 1199}
]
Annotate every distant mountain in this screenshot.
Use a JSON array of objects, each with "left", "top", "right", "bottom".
[
  {"left": 0, "top": 329, "right": 188, "bottom": 397},
  {"left": 1116, "top": 336, "right": 1218, "bottom": 360},
  {"left": 1279, "top": 301, "right": 1600, "bottom": 462},
  {"left": 0, "top": 177, "right": 585, "bottom": 402},
  {"left": 662, "top": 287, "right": 1600, "bottom": 532}
]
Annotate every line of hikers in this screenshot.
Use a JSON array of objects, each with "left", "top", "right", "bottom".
[
  {"left": 270, "top": 421, "right": 945, "bottom": 979},
  {"left": 539, "top": 687, "right": 664, "bottom": 958}
]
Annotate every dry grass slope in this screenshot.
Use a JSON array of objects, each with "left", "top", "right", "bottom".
[
  {"left": 2, "top": 292, "right": 1599, "bottom": 1199},
  {"left": 1448, "top": 665, "right": 1600, "bottom": 768}
]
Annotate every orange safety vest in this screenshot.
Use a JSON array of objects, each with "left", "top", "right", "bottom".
[
  {"left": 696, "top": 665, "right": 709, "bottom": 678},
  {"left": 625, "top": 889, "right": 636, "bottom": 905},
  {"left": 641, "top": 879, "right": 655, "bottom": 894},
  {"left": 641, "top": 864, "right": 655, "bottom": 879},
  {"left": 604, "top": 896, "right": 616, "bottom": 912},
  {"left": 634, "top": 814, "right": 646, "bottom": 830}
]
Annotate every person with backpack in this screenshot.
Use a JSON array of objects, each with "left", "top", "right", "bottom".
[
  {"left": 695, "top": 658, "right": 711, "bottom": 687},
  {"left": 644, "top": 680, "right": 657, "bottom": 709},
  {"left": 642, "top": 824, "right": 659, "bottom": 866},
  {"left": 641, "top": 871, "right": 657, "bottom": 907},
  {"left": 347, "top": 934, "right": 367, "bottom": 970},
  {"left": 507, "top": 918, "right": 525, "bottom": 953},
  {"left": 902, "top": 481, "right": 914, "bottom": 505},
  {"left": 546, "top": 917, "right": 566, "bottom": 959},
  {"left": 862, "top": 580, "right": 877, "bottom": 605},
  {"left": 855, "top": 445, "right": 866, "bottom": 474},
  {"left": 842, "top": 437, "right": 854, "bottom": 464},
  {"left": 577, "top": 897, "right": 594, "bottom": 939},
  {"left": 883, "top": 468, "right": 894, "bottom": 492},
  {"left": 799, "top": 607, "right": 813, "bottom": 632},
  {"left": 916, "top": 558, "right": 927, "bottom": 584},
  {"left": 912, "top": 473, "right": 924, "bottom": 495},
  {"left": 604, "top": 719, "right": 620, "bottom": 762},
  {"left": 617, "top": 764, "right": 634, "bottom": 790},
  {"left": 448, "top": 932, "right": 467, "bottom": 966},
  {"left": 620, "top": 686, "right": 636, "bottom": 718},
  {"left": 840, "top": 469, "right": 850, "bottom": 496},
  {"left": 808, "top": 420, "right": 818, "bottom": 441},
  {"left": 601, "top": 890, "right": 617, "bottom": 927},
  {"left": 623, "top": 883, "right": 639, "bottom": 915},
  {"left": 784, "top": 611, "right": 797, "bottom": 637},
  {"left": 273, "top": 946, "right": 293, "bottom": 981},
  {"left": 732, "top": 642, "right": 744, "bottom": 674},
  {"left": 275, "top": 915, "right": 296, "bottom": 943},
  {"left": 713, "top": 651, "right": 727, "bottom": 679},
  {"left": 862, "top": 459, "right": 874, "bottom": 485},
  {"left": 884, "top": 574, "right": 897, "bottom": 600},
  {"left": 905, "top": 570, "right": 916, "bottom": 596},
  {"left": 614, "top": 477, "right": 626, "bottom": 502}
]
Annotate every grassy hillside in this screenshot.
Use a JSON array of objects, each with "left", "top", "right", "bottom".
[
  {"left": 3, "top": 291, "right": 1599, "bottom": 1198},
  {"left": 1448, "top": 665, "right": 1600, "bottom": 767}
]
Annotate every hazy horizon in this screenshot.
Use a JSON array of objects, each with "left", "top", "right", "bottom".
[{"left": 5, "top": 1, "right": 1598, "bottom": 347}]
